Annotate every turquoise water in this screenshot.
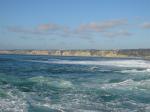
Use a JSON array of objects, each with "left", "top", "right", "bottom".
[{"left": 0, "top": 54, "right": 150, "bottom": 112}]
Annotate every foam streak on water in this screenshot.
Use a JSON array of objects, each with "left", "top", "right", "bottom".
[{"left": 28, "top": 59, "right": 150, "bottom": 68}]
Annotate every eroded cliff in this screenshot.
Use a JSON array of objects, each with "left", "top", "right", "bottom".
[{"left": 0, "top": 49, "right": 150, "bottom": 58}]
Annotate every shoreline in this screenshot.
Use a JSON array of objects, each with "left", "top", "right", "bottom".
[{"left": 0, "top": 49, "right": 150, "bottom": 59}]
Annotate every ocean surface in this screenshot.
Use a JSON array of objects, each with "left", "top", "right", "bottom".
[{"left": 0, "top": 54, "right": 150, "bottom": 112}]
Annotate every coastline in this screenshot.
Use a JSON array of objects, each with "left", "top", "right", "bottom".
[{"left": 0, "top": 49, "right": 150, "bottom": 59}]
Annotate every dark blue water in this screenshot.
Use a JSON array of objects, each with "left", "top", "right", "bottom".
[{"left": 0, "top": 54, "right": 150, "bottom": 112}]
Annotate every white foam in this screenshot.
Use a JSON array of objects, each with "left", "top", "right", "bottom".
[
  {"left": 29, "top": 76, "right": 73, "bottom": 89},
  {"left": 27, "top": 59, "right": 150, "bottom": 69},
  {"left": 101, "top": 79, "right": 150, "bottom": 90},
  {"left": 107, "top": 100, "right": 150, "bottom": 112},
  {"left": 30, "top": 98, "right": 65, "bottom": 112},
  {"left": 0, "top": 87, "right": 28, "bottom": 112},
  {"left": 120, "top": 68, "right": 150, "bottom": 73},
  {"left": 49, "top": 59, "right": 150, "bottom": 68}
]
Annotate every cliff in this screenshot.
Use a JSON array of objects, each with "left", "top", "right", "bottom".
[
  {"left": 48, "top": 50, "right": 127, "bottom": 57},
  {"left": 0, "top": 49, "right": 150, "bottom": 58},
  {"left": 0, "top": 50, "right": 49, "bottom": 55}
]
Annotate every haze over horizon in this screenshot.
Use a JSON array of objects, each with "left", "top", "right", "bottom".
[{"left": 0, "top": 0, "right": 150, "bottom": 50}]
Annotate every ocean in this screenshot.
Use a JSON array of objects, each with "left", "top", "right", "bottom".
[{"left": 0, "top": 54, "right": 150, "bottom": 112}]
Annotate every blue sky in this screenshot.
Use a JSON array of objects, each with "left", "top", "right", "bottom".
[{"left": 0, "top": 0, "right": 150, "bottom": 50}]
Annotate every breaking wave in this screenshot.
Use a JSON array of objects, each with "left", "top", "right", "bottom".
[
  {"left": 101, "top": 79, "right": 150, "bottom": 90},
  {"left": 29, "top": 76, "right": 73, "bottom": 89},
  {"left": 27, "top": 59, "right": 150, "bottom": 68},
  {"left": 0, "top": 86, "right": 28, "bottom": 112},
  {"left": 119, "top": 68, "right": 150, "bottom": 73}
]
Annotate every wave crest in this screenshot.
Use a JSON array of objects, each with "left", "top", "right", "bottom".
[
  {"left": 29, "top": 76, "right": 73, "bottom": 89},
  {"left": 27, "top": 59, "right": 150, "bottom": 69}
]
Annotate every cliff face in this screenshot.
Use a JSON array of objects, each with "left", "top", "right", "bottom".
[
  {"left": 48, "top": 50, "right": 128, "bottom": 57},
  {"left": 49, "top": 50, "right": 91, "bottom": 56},
  {"left": 118, "top": 49, "right": 150, "bottom": 57},
  {"left": 0, "top": 49, "right": 150, "bottom": 57},
  {"left": 49, "top": 49, "right": 150, "bottom": 57},
  {"left": 0, "top": 50, "right": 49, "bottom": 55}
]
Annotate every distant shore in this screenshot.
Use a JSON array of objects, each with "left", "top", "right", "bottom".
[{"left": 0, "top": 49, "right": 150, "bottom": 58}]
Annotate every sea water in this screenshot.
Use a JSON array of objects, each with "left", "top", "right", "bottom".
[{"left": 0, "top": 54, "right": 150, "bottom": 112}]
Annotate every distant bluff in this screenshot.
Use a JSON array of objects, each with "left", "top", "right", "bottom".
[{"left": 1, "top": 49, "right": 150, "bottom": 58}]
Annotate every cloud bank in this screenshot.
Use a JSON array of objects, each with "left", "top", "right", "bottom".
[
  {"left": 7, "top": 19, "right": 132, "bottom": 39},
  {"left": 77, "top": 19, "right": 127, "bottom": 32},
  {"left": 103, "top": 30, "right": 132, "bottom": 37}
]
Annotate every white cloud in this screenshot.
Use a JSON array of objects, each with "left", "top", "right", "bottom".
[
  {"left": 76, "top": 19, "right": 127, "bottom": 32},
  {"left": 141, "top": 22, "right": 150, "bottom": 29},
  {"left": 102, "top": 30, "right": 132, "bottom": 37},
  {"left": 37, "top": 23, "right": 68, "bottom": 32},
  {"left": 7, "top": 19, "right": 132, "bottom": 39}
]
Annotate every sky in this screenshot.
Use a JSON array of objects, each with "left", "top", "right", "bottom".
[{"left": 0, "top": 0, "right": 150, "bottom": 50}]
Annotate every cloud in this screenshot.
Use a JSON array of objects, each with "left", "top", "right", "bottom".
[
  {"left": 141, "top": 22, "right": 150, "bottom": 29},
  {"left": 7, "top": 23, "right": 69, "bottom": 36},
  {"left": 37, "top": 23, "right": 69, "bottom": 32},
  {"left": 38, "top": 24, "right": 59, "bottom": 31},
  {"left": 7, "top": 26, "right": 42, "bottom": 34},
  {"left": 7, "top": 19, "right": 132, "bottom": 39},
  {"left": 102, "top": 30, "right": 132, "bottom": 38},
  {"left": 76, "top": 19, "right": 127, "bottom": 32}
]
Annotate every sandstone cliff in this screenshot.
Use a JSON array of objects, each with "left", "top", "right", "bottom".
[
  {"left": 0, "top": 50, "right": 49, "bottom": 55},
  {"left": 0, "top": 49, "right": 150, "bottom": 58}
]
